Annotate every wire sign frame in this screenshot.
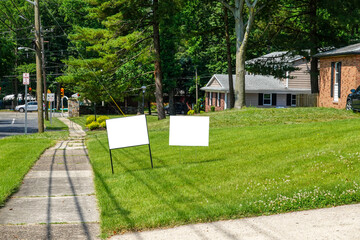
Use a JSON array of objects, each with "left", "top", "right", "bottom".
[{"left": 106, "top": 115, "right": 153, "bottom": 173}]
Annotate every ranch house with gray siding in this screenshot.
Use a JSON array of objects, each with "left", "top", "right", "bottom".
[
  {"left": 201, "top": 74, "right": 311, "bottom": 112},
  {"left": 201, "top": 51, "right": 312, "bottom": 112}
]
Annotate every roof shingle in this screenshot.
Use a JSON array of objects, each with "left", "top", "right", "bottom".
[
  {"left": 200, "top": 74, "right": 311, "bottom": 94},
  {"left": 314, "top": 43, "right": 360, "bottom": 58}
]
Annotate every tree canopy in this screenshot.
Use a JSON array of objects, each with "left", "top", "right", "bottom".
[{"left": 0, "top": 0, "right": 359, "bottom": 112}]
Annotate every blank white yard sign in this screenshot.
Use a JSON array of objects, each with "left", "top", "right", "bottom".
[
  {"left": 106, "top": 115, "right": 149, "bottom": 150},
  {"left": 169, "top": 116, "right": 209, "bottom": 146}
]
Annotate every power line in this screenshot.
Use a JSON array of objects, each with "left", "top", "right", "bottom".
[
  {"left": 0, "top": 16, "right": 15, "bottom": 32},
  {"left": 0, "top": 3, "right": 23, "bottom": 29},
  {"left": 9, "top": 0, "right": 32, "bottom": 23},
  {"left": 0, "top": 24, "right": 71, "bottom": 35},
  {"left": 0, "top": 25, "right": 33, "bottom": 34},
  {"left": 2, "top": 73, "right": 64, "bottom": 78}
]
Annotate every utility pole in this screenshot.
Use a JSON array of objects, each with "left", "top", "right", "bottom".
[
  {"left": 41, "top": 35, "right": 48, "bottom": 121},
  {"left": 34, "top": 0, "right": 44, "bottom": 133}
]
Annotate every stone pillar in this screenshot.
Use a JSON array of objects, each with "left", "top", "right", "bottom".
[{"left": 68, "top": 98, "right": 80, "bottom": 117}]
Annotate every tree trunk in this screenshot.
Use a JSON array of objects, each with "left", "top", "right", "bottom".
[
  {"left": 169, "top": 89, "right": 176, "bottom": 115},
  {"left": 309, "top": 0, "right": 319, "bottom": 94},
  {"left": 234, "top": 2, "right": 257, "bottom": 109},
  {"left": 153, "top": 0, "right": 165, "bottom": 120},
  {"left": 35, "top": 0, "right": 44, "bottom": 133},
  {"left": 12, "top": 78, "right": 17, "bottom": 109},
  {"left": 56, "top": 83, "right": 61, "bottom": 110},
  {"left": 41, "top": 36, "right": 48, "bottom": 120},
  {"left": 137, "top": 100, "right": 142, "bottom": 115},
  {"left": 234, "top": 1, "right": 245, "bottom": 109},
  {"left": 13, "top": 48, "right": 18, "bottom": 109},
  {"left": 224, "top": 6, "right": 235, "bottom": 108},
  {"left": 148, "top": 101, "right": 151, "bottom": 115},
  {"left": 94, "top": 102, "right": 97, "bottom": 121},
  {"left": 220, "top": 0, "right": 259, "bottom": 109}
]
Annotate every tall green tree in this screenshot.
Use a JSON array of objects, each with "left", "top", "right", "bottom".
[
  {"left": 246, "top": 0, "right": 360, "bottom": 93},
  {"left": 218, "top": 0, "right": 263, "bottom": 108}
]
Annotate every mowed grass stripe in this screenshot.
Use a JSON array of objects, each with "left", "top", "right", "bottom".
[{"left": 82, "top": 109, "right": 360, "bottom": 237}]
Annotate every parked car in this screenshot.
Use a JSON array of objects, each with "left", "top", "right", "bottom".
[
  {"left": 164, "top": 102, "right": 189, "bottom": 115},
  {"left": 346, "top": 86, "right": 360, "bottom": 111},
  {"left": 15, "top": 101, "right": 38, "bottom": 112}
]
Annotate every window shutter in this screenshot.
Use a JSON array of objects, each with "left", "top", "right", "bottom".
[
  {"left": 331, "top": 62, "right": 335, "bottom": 97},
  {"left": 286, "top": 94, "right": 291, "bottom": 106},
  {"left": 272, "top": 94, "right": 277, "bottom": 106},
  {"left": 338, "top": 62, "right": 342, "bottom": 98},
  {"left": 258, "top": 93, "right": 263, "bottom": 106}
]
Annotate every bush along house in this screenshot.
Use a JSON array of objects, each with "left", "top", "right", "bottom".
[
  {"left": 201, "top": 51, "right": 312, "bottom": 112},
  {"left": 314, "top": 43, "right": 360, "bottom": 109}
]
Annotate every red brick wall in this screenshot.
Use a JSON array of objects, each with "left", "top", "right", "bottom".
[
  {"left": 205, "top": 92, "right": 225, "bottom": 112},
  {"left": 318, "top": 55, "right": 360, "bottom": 109}
]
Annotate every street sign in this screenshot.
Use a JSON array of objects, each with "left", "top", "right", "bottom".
[
  {"left": 47, "top": 93, "right": 55, "bottom": 102},
  {"left": 23, "top": 73, "right": 30, "bottom": 85}
]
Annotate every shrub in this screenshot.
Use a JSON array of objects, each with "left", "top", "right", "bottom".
[
  {"left": 194, "top": 98, "right": 204, "bottom": 113},
  {"left": 86, "top": 115, "right": 96, "bottom": 125},
  {"left": 151, "top": 102, "right": 157, "bottom": 111},
  {"left": 88, "top": 121, "right": 100, "bottom": 130},
  {"left": 97, "top": 116, "right": 109, "bottom": 124},
  {"left": 100, "top": 121, "right": 106, "bottom": 129},
  {"left": 194, "top": 104, "right": 200, "bottom": 114},
  {"left": 187, "top": 110, "right": 195, "bottom": 115},
  {"left": 200, "top": 111, "right": 205, "bottom": 114},
  {"left": 211, "top": 106, "right": 215, "bottom": 112}
]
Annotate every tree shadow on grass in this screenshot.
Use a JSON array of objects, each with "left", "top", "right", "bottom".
[{"left": 91, "top": 135, "right": 244, "bottom": 239}]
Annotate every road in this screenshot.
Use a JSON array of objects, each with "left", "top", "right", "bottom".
[{"left": 0, "top": 112, "right": 38, "bottom": 138}]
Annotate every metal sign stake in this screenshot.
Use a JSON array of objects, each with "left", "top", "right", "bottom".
[
  {"left": 25, "top": 86, "right": 28, "bottom": 134},
  {"left": 109, "top": 149, "right": 114, "bottom": 174},
  {"left": 23, "top": 73, "right": 29, "bottom": 135},
  {"left": 148, "top": 144, "right": 153, "bottom": 168},
  {"left": 50, "top": 101, "right": 52, "bottom": 125}
]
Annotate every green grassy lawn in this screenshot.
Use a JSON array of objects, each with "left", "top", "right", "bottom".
[
  {"left": 0, "top": 131, "right": 68, "bottom": 206},
  {"left": 80, "top": 107, "right": 360, "bottom": 237},
  {"left": 45, "top": 117, "right": 69, "bottom": 131}
]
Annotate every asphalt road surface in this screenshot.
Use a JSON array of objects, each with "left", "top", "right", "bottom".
[{"left": 0, "top": 112, "right": 38, "bottom": 138}]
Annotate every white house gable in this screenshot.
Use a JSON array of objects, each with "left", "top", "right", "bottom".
[{"left": 206, "top": 76, "right": 223, "bottom": 88}]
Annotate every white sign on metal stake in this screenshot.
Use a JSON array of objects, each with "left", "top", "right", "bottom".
[
  {"left": 105, "top": 115, "right": 153, "bottom": 173},
  {"left": 23, "top": 73, "right": 29, "bottom": 85},
  {"left": 106, "top": 115, "right": 150, "bottom": 150},
  {"left": 169, "top": 116, "right": 210, "bottom": 146},
  {"left": 47, "top": 93, "right": 55, "bottom": 102}
]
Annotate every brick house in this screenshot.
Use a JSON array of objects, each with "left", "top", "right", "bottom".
[{"left": 314, "top": 43, "right": 360, "bottom": 109}]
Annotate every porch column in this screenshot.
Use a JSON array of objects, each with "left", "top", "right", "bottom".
[{"left": 224, "top": 92, "right": 228, "bottom": 109}]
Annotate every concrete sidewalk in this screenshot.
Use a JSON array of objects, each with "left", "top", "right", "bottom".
[
  {"left": 112, "top": 203, "right": 360, "bottom": 240},
  {"left": 0, "top": 118, "right": 100, "bottom": 240}
]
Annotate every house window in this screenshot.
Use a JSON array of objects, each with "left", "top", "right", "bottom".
[
  {"left": 263, "top": 93, "right": 272, "bottom": 105},
  {"left": 291, "top": 95, "right": 296, "bottom": 106},
  {"left": 209, "top": 92, "right": 212, "bottom": 106},
  {"left": 331, "top": 62, "right": 341, "bottom": 102},
  {"left": 217, "top": 93, "right": 221, "bottom": 107}
]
